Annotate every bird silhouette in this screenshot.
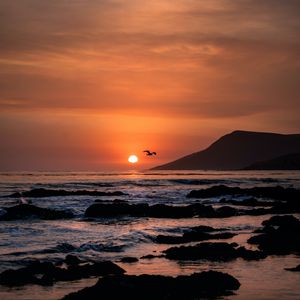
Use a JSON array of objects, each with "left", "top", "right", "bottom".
[{"left": 143, "top": 150, "right": 157, "bottom": 156}]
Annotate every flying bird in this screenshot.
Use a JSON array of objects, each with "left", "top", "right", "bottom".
[{"left": 143, "top": 150, "right": 157, "bottom": 156}]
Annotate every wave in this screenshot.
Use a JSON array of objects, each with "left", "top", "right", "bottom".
[
  {"left": 77, "top": 242, "right": 126, "bottom": 253},
  {"left": 3, "top": 188, "right": 126, "bottom": 198},
  {"left": 5, "top": 241, "right": 127, "bottom": 257},
  {"left": 168, "top": 179, "right": 231, "bottom": 185}
]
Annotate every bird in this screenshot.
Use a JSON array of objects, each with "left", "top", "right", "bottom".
[{"left": 143, "top": 150, "right": 157, "bottom": 156}]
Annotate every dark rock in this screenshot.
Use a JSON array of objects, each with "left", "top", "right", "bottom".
[
  {"left": 85, "top": 203, "right": 149, "bottom": 218},
  {"left": 236, "top": 246, "right": 267, "bottom": 260},
  {"left": 140, "top": 254, "right": 162, "bottom": 259},
  {"left": 215, "top": 206, "right": 238, "bottom": 217},
  {"left": 270, "top": 201, "right": 300, "bottom": 214},
  {"left": 187, "top": 185, "right": 300, "bottom": 201},
  {"left": 148, "top": 203, "right": 216, "bottom": 218},
  {"left": 65, "top": 255, "right": 81, "bottom": 266},
  {"left": 155, "top": 235, "right": 188, "bottom": 244},
  {"left": 0, "top": 261, "right": 125, "bottom": 286},
  {"left": 189, "top": 225, "right": 227, "bottom": 232},
  {"left": 155, "top": 226, "right": 236, "bottom": 244},
  {"left": 25, "top": 261, "right": 56, "bottom": 274},
  {"left": 61, "top": 271, "right": 240, "bottom": 300},
  {"left": 0, "top": 261, "right": 56, "bottom": 286},
  {"left": 183, "top": 231, "right": 236, "bottom": 242},
  {"left": 66, "top": 261, "right": 125, "bottom": 279},
  {"left": 164, "top": 242, "right": 266, "bottom": 261},
  {"left": 0, "top": 204, "right": 74, "bottom": 221},
  {"left": 0, "top": 268, "right": 39, "bottom": 286},
  {"left": 84, "top": 202, "right": 226, "bottom": 219},
  {"left": 285, "top": 265, "right": 300, "bottom": 272},
  {"left": 5, "top": 188, "right": 126, "bottom": 198},
  {"left": 244, "top": 208, "right": 272, "bottom": 216},
  {"left": 120, "top": 257, "right": 139, "bottom": 263},
  {"left": 84, "top": 198, "right": 299, "bottom": 219},
  {"left": 247, "top": 215, "right": 300, "bottom": 255},
  {"left": 261, "top": 215, "right": 300, "bottom": 229},
  {"left": 113, "top": 199, "right": 128, "bottom": 204}
]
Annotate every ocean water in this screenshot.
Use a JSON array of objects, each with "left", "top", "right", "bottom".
[{"left": 0, "top": 170, "right": 300, "bottom": 300}]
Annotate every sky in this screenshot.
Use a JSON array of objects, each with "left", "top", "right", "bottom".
[{"left": 0, "top": 0, "right": 299, "bottom": 171}]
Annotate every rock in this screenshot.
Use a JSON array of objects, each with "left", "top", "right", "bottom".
[
  {"left": 25, "top": 261, "right": 56, "bottom": 274},
  {"left": 285, "top": 264, "right": 300, "bottom": 272},
  {"left": 65, "top": 255, "right": 81, "bottom": 266},
  {"left": 183, "top": 231, "right": 236, "bottom": 243},
  {"left": 85, "top": 202, "right": 226, "bottom": 219},
  {"left": 61, "top": 271, "right": 240, "bottom": 300},
  {"left": 5, "top": 188, "right": 126, "bottom": 198},
  {"left": 120, "top": 257, "right": 139, "bottom": 263},
  {"left": 261, "top": 215, "right": 300, "bottom": 229},
  {"left": 63, "top": 261, "right": 126, "bottom": 279},
  {"left": 0, "top": 260, "right": 125, "bottom": 286},
  {"left": 187, "top": 185, "right": 300, "bottom": 201},
  {"left": 189, "top": 225, "right": 227, "bottom": 232},
  {"left": 155, "top": 225, "right": 236, "bottom": 244},
  {"left": 0, "top": 261, "right": 56, "bottom": 286},
  {"left": 84, "top": 203, "right": 149, "bottom": 218},
  {"left": 155, "top": 235, "right": 188, "bottom": 244},
  {"left": 0, "top": 204, "right": 74, "bottom": 220},
  {"left": 140, "top": 254, "right": 162, "bottom": 259},
  {"left": 0, "top": 268, "right": 39, "bottom": 286},
  {"left": 247, "top": 215, "right": 300, "bottom": 255},
  {"left": 84, "top": 199, "right": 299, "bottom": 219},
  {"left": 215, "top": 206, "right": 238, "bottom": 217},
  {"left": 236, "top": 246, "right": 267, "bottom": 260},
  {"left": 164, "top": 242, "right": 266, "bottom": 261},
  {"left": 147, "top": 203, "right": 213, "bottom": 218}
]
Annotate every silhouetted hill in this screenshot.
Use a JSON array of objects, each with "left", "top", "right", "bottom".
[
  {"left": 243, "top": 153, "right": 300, "bottom": 170},
  {"left": 152, "top": 130, "right": 300, "bottom": 170}
]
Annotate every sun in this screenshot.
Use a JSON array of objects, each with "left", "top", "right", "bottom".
[{"left": 128, "top": 155, "right": 138, "bottom": 164}]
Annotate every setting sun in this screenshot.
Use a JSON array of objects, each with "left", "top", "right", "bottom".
[{"left": 128, "top": 155, "right": 138, "bottom": 164}]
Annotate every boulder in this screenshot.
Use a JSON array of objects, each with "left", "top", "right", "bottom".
[
  {"left": 84, "top": 202, "right": 229, "bottom": 219},
  {"left": 140, "top": 254, "right": 162, "bottom": 259},
  {"left": 0, "top": 268, "right": 39, "bottom": 286},
  {"left": 164, "top": 242, "right": 266, "bottom": 261},
  {"left": 187, "top": 185, "right": 300, "bottom": 201},
  {"left": 0, "top": 204, "right": 74, "bottom": 220},
  {"left": 155, "top": 225, "right": 236, "bottom": 244},
  {"left": 65, "top": 255, "right": 81, "bottom": 266},
  {"left": 120, "top": 257, "right": 139, "bottom": 263},
  {"left": 0, "top": 260, "right": 125, "bottom": 286},
  {"left": 247, "top": 215, "right": 300, "bottom": 255},
  {"left": 61, "top": 271, "right": 240, "bottom": 300},
  {"left": 285, "top": 265, "right": 300, "bottom": 272}
]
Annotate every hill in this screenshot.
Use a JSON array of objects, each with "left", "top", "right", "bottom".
[
  {"left": 152, "top": 130, "right": 300, "bottom": 170},
  {"left": 243, "top": 153, "right": 300, "bottom": 170}
]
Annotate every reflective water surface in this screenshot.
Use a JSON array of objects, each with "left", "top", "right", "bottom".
[{"left": 0, "top": 171, "right": 299, "bottom": 299}]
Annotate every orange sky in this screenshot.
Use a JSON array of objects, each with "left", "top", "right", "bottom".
[{"left": 0, "top": 0, "right": 300, "bottom": 171}]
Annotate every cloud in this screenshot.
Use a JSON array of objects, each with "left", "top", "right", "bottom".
[{"left": 0, "top": 0, "right": 299, "bottom": 121}]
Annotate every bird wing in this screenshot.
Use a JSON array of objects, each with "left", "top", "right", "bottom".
[
  {"left": 153, "top": 152, "right": 157, "bottom": 155},
  {"left": 143, "top": 150, "right": 151, "bottom": 154}
]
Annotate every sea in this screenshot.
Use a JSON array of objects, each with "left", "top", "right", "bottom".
[{"left": 0, "top": 170, "right": 300, "bottom": 300}]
